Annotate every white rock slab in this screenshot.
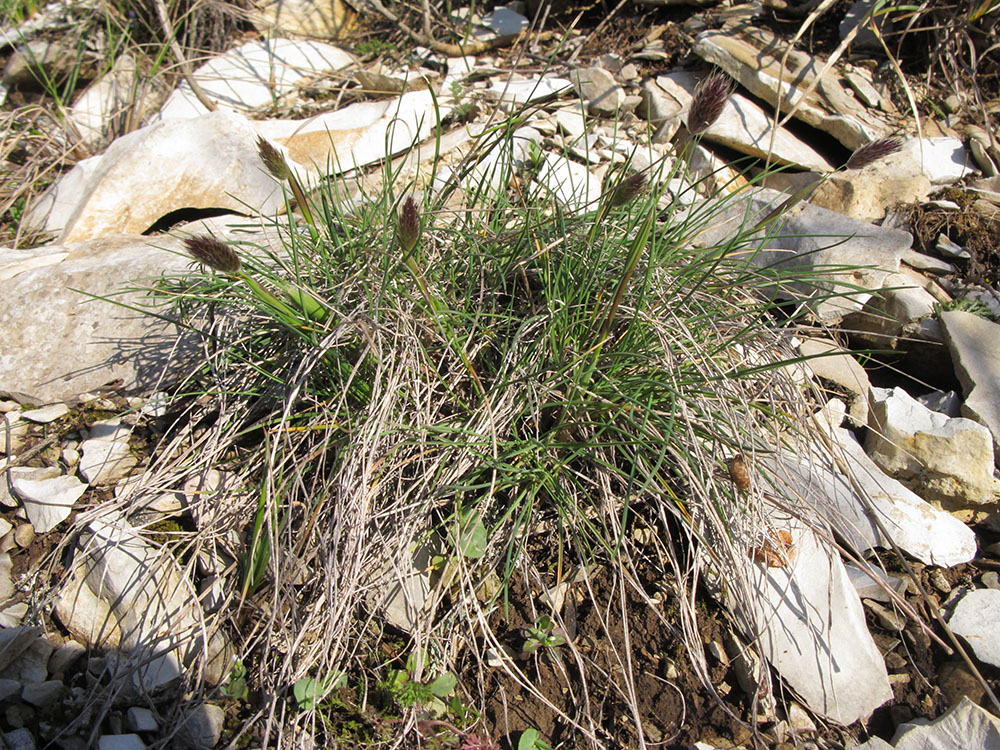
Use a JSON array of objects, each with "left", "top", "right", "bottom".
[
  {"left": 940, "top": 311, "right": 1000, "bottom": 463},
  {"left": 0, "top": 553, "right": 13, "bottom": 602},
  {"left": 126, "top": 706, "right": 158, "bottom": 732},
  {"left": 9, "top": 473, "right": 87, "bottom": 533},
  {"left": 534, "top": 153, "right": 602, "bottom": 214},
  {"left": 72, "top": 509, "right": 231, "bottom": 691},
  {"left": 488, "top": 77, "right": 572, "bottom": 104},
  {"left": 765, "top": 430, "right": 977, "bottom": 567},
  {"left": 27, "top": 110, "right": 286, "bottom": 241},
  {"left": 889, "top": 697, "right": 1000, "bottom": 750},
  {"left": 798, "top": 338, "right": 871, "bottom": 426},
  {"left": 20, "top": 404, "right": 68, "bottom": 423},
  {"left": 78, "top": 419, "right": 137, "bottom": 485},
  {"left": 692, "top": 29, "right": 890, "bottom": 149},
  {"left": 866, "top": 387, "right": 1000, "bottom": 505},
  {"left": 254, "top": 88, "right": 449, "bottom": 175},
  {"left": 572, "top": 67, "right": 625, "bottom": 117},
  {"left": 845, "top": 562, "right": 907, "bottom": 603},
  {"left": 690, "top": 187, "right": 910, "bottom": 323},
  {"left": 483, "top": 6, "right": 528, "bottom": 36},
  {"left": 648, "top": 71, "right": 834, "bottom": 172},
  {"left": 948, "top": 589, "right": 1000, "bottom": 668},
  {"left": 900, "top": 138, "right": 975, "bottom": 185},
  {"left": 68, "top": 54, "right": 168, "bottom": 150},
  {"left": 738, "top": 509, "right": 892, "bottom": 724},
  {"left": 157, "top": 39, "right": 356, "bottom": 120},
  {"left": 97, "top": 736, "right": 147, "bottom": 750}
]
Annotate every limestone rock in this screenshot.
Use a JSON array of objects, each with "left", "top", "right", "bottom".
[
  {"left": 26, "top": 110, "right": 285, "bottom": 242},
  {"left": 737, "top": 507, "right": 892, "bottom": 724},
  {"left": 176, "top": 703, "right": 225, "bottom": 750},
  {"left": 248, "top": 0, "right": 357, "bottom": 40},
  {"left": 763, "top": 152, "right": 932, "bottom": 222},
  {"left": 866, "top": 387, "right": 1000, "bottom": 506},
  {"left": 79, "top": 419, "right": 137, "bottom": 485},
  {"left": 21, "top": 680, "right": 63, "bottom": 708},
  {"left": 646, "top": 71, "right": 834, "bottom": 172},
  {"left": 157, "top": 39, "right": 356, "bottom": 120},
  {"left": 68, "top": 54, "right": 169, "bottom": 150},
  {"left": 534, "top": 152, "right": 602, "bottom": 214},
  {"left": 0, "top": 729, "right": 37, "bottom": 750},
  {"left": 691, "top": 187, "right": 910, "bottom": 323},
  {"left": 9, "top": 472, "right": 87, "bottom": 533},
  {"left": 126, "top": 706, "right": 158, "bottom": 733},
  {"left": 948, "top": 589, "right": 1000, "bottom": 668},
  {"left": 0, "top": 553, "right": 12, "bottom": 603},
  {"left": 60, "top": 509, "right": 231, "bottom": 692},
  {"left": 766, "top": 427, "right": 977, "bottom": 567},
  {"left": 940, "top": 311, "right": 1000, "bottom": 463},
  {"left": 798, "top": 338, "right": 871, "bottom": 426},
  {"left": 20, "top": 404, "right": 68, "bottom": 423},
  {"left": 254, "top": 88, "right": 450, "bottom": 175},
  {"left": 571, "top": 67, "right": 625, "bottom": 117},
  {"left": 97, "top": 736, "right": 147, "bottom": 750},
  {"left": 692, "top": 27, "right": 890, "bottom": 149},
  {"left": 900, "top": 137, "right": 975, "bottom": 185},
  {"left": 844, "top": 272, "right": 939, "bottom": 348},
  {"left": 488, "top": 77, "right": 572, "bottom": 104}
]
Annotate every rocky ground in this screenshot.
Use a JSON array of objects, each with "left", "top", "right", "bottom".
[{"left": 1, "top": 0, "right": 1000, "bottom": 748}]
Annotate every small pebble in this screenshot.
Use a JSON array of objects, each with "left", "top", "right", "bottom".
[
  {"left": 981, "top": 571, "right": 1000, "bottom": 590},
  {"left": 13, "top": 524, "right": 34, "bottom": 549},
  {"left": 929, "top": 568, "right": 952, "bottom": 594}
]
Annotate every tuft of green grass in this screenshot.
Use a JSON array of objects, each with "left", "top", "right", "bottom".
[{"left": 129, "top": 95, "right": 891, "bottom": 746}]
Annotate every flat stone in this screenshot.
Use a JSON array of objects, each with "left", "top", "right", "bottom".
[
  {"left": 125, "top": 706, "right": 158, "bottom": 733},
  {"left": 866, "top": 387, "right": 1000, "bottom": 505},
  {"left": 648, "top": 71, "right": 834, "bottom": 172},
  {"left": 0, "top": 627, "right": 40, "bottom": 672},
  {"left": 0, "top": 553, "right": 13, "bottom": 602},
  {"left": 248, "top": 0, "right": 357, "bottom": 39},
  {"left": 254, "top": 88, "right": 451, "bottom": 176},
  {"left": 534, "top": 152, "right": 602, "bottom": 214},
  {"left": 553, "top": 105, "right": 587, "bottom": 140},
  {"left": 763, "top": 151, "right": 932, "bottom": 222},
  {"left": 97, "top": 736, "right": 147, "bottom": 750},
  {"left": 68, "top": 54, "right": 169, "bottom": 150},
  {"left": 21, "top": 680, "right": 64, "bottom": 708},
  {"left": 10, "top": 473, "right": 87, "bottom": 533},
  {"left": 900, "top": 137, "right": 975, "bottom": 184},
  {"left": 47, "top": 640, "right": 86, "bottom": 677},
  {"left": 79, "top": 420, "right": 137, "bottom": 485},
  {"left": 902, "top": 249, "right": 956, "bottom": 275},
  {"left": 488, "top": 77, "right": 571, "bottom": 104},
  {"left": 948, "top": 589, "right": 1000, "bottom": 667},
  {"left": 0, "top": 679, "right": 20, "bottom": 702},
  {"left": 20, "top": 404, "right": 68, "bottom": 423},
  {"left": 0, "top": 635, "right": 53, "bottom": 684},
  {"left": 571, "top": 67, "right": 625, "bottom": 117},
  {"left": 738, "top": 507, "right": 892, "bottom": 724},
  {"left": 843, "top": 272, "right": 939, "bottom": 349},
  {"left": 692, "top": 27, "right": 890, "bottom": 149},
  {"left": 176, "top": 703, "right": 225, "bottom": 750},
  {"left": 2, "top": 38, "right": 76, "bottom": 89},
  {"left": 940, "top": 311, "right": 1000, "bottom": 462},
  {"left": 25, "top": 110, "right": 287, "bottom": 242},
  {"left": 0, "top": 728, "right": 37, "bottom": 750},
  {"left": 798, "top": 338, "right": 870, "bottom": 425},
  {"left": 766, "top": 426, "right": 977, "bottom": 567},
  {"left": 482, "top": 7, "right": 528, "bottom": 36},
  {"left": 0, "top": 604, "right": 28, "bottom": 628},
  {"left": 845, "top": 562, "right": 907, "bottom": 603},
  {"left": 157, "top": 39, "right": 356, "bottom": 120},
  {"left": 690, "top": 187, "right": 910, "bottom": 323}
]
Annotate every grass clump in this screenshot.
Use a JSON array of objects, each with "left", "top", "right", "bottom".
[{"left": 132, "top": 93, "right": 900, "bottom": 745}]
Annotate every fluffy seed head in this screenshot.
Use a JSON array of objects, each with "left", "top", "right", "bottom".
[
  {"left": 185, "top": 235, "right": 241, "bottom": 274},
  {"left": 256, "top": 135, "right": 292, "bottom": 181},
  {"left": 609, "top": 172, "right": 647, "bottom": 208},
  {"left": 846, "top": 137, "right": 902, "bottom": 170},
  {"left": 688, "top": 72, "right": 733, "bottom": 136},
  {"left": 398, "top": 197, "right": 421, "bottom": 254}
]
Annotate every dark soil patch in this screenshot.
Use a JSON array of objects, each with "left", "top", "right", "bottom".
[
  {"left": 473, "top": 561, "right": 750, "bottom": 748},
  {"left": 906, "top": 189, "right": 1000, "bottom": 286}
]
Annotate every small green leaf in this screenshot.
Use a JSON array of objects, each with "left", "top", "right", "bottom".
[
  {"left": 452, "top": 509, "right": 488, "bottom": 559},
  {"left": 293, "top": 671, "right": 347, "bottom": 710},
  {"left": 427, "top": 671, "right": 456, "bottom": 698}
]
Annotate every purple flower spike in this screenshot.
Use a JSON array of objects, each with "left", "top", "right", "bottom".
[
  {"left": 398, "top": 197, "right": 421, "bottom": 254},
  {"left": 609, "top": 172, "right": 647, "bottom": 208},
  {"left": 845, "top": 137, "right": 903, "bottom": 170},
  {"left": 185, "top": 235, "right": 241, "bottom": 274},
  {"left": 688, "top": 72, "right": 733, "bottom": 136}
]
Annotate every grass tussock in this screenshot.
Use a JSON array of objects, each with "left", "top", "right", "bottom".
[{"left": 103, "top": 99, "right": 899, "bottom": 746}]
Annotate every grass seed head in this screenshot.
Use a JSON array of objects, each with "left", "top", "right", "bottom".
[
  {"left": 256, "top": 135, "right": 293, "bottom": 182},
  {"left": 609, "top": 172, "right": 647, "bottom": 208},
  {"left": 688, "top": 72, "right": 733, "bottom": 136},
  {"left": 846, "top": 137, "right": 903, "bottom": 170},
  {"left": 184, "top": 235, "right": 241, "bottom": 274},
  {"left": 398, "top": 196, "right": 421, "bottom": 255}
]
